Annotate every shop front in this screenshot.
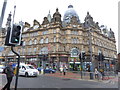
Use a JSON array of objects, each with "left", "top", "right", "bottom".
[
  {"left": 26, "top": 55, "right": 38, "bottom": 66},
  {"left": 69, "top": 48, "right": 80, "bottom": 71}
]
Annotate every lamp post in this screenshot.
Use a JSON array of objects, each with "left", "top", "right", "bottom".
[
  {"left": 0, "top": 0, "right": 8, "bottom": 30},
  {"left": 88, "top": 28, "right": 94, "bottom": 79}
]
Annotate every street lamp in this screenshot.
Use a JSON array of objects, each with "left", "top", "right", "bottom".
[{"left": 87, "top": 28, "right": 94, "bottom": 79}]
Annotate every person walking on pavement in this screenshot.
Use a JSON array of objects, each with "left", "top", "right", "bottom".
[
  {"left": 2, "top": 62, "right": 14, "bottom": 90},
  {"left": 99, "top": 68, "right": 104, "bottom": 80},
  {"left": 59, "top": 66, "right": 63, "bottom": 75},
  {"left": 63, "top": 65, "right": 67, "bottom": 76},
  {"left": 94, "top": 67, "right": 99, "bottom": 79}
]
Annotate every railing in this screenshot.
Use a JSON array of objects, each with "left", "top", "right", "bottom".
[{"left": 71, "top": 71, "right": 116, "bottom": 80}]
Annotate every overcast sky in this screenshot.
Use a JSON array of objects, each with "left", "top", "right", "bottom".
[{"left": 0, "top": 0, "right": 119, "bottom": 52}]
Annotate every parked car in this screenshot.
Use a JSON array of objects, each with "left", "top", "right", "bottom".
[
  {"left": 44, "top": 68, "right": 56, "bottom": 73},
  {"left": 0, "top": 65, "right": 5, "bottom": 73},
  {"left": 37, "top": 67, "right": 56, "bottom": 73},
  {"left": 15, "top": 63, "right": 39, "bottom": 77}
]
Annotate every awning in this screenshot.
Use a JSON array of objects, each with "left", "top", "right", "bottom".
[{"left": 0, "top": 57, "right": 4, "bottom": 59}]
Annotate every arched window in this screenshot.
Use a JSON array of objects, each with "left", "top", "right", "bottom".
[
  {"left": 22, "top": 48, "right": 25, "bottom": 55},
  {"left": 29, "top": 40, "right": 32, "bottom": 45},
  {"left": 23, "top": 41, "right": 26, "bottom": 46},
  {"left": 34, "top": 39, "right": 37, "bottom": 44},
  {"left": 40, "top": 38, "right": 44, "bottom": 44},
  {"left": 33, "top": 25, "right": 39, "bottom": 29},
  {"left": 28, "top": 48, "right": 32, "bottom": 54},
  {"left": 77, "top": 38, "right": 79, "bottom": 43},
  {"left": 54, "top": 36, "right": 56, "bottom": 42},
  {"left": 45, "top": 37, "right": 48, "bottom": 43},
  {"left": 34, "top": 48, "right": 37, "bottom": 54},
  {"left": 63, "top": 38, "right": 66, "bottom": 43},
  {"left": 71, "top": 38, "right": 73, "bottom": 43},
  {"left": 73, "top": 38, "right": 76, "bottom": 43},
  {"left": 39, "top": 47, "right": 48, "bottom": 54}
]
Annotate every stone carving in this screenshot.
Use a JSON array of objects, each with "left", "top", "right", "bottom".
[
  {"left": 42, "top": 17, "right": 49, "bottom": 25},
  {"left": 84, "top": 12, "right": 95, "bottom": 28},
  {"left": 109, "top": 28, "right": 115, "bottom": 38}
]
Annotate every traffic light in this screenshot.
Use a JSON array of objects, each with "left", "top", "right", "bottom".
[
  {"left": 79, "top": 53, "right": 81, "bottom": 60},
  {"left": 98, "top": 53, "right": 101, "bottom": 61},
  {"left": 82, "top": 52, "right": 85, "bottom": 60},
  {"left": 5, "top": 24, "right": 22, "bottom": 46},
  {"left": 98, "top": 53, "right": 104, "bottom": 61},
  {"left": 9, "top": 24, "right": 22, "bottom": 46},
  {"left": 101, "top": 54, "right": 104, "bottom": 61}
]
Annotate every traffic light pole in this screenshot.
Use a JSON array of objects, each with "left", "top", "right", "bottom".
[
  {"left": 11, "top": 46, "right": 20, "bottom": 90},
  {"left": 88, "top": 28, "right": 94, "bottom": 79},
  {"left": 81, "top": 57, "right": 83, "bottom": 79}
]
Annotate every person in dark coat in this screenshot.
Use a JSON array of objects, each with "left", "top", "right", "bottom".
[
  {"left": 63, "top": 65, "right": 67, "bottom": 76},
  {"left": 2, "top": 62, "right": 14, "bottom": 90}
]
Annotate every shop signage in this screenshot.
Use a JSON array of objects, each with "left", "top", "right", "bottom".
[
  {"left": 71, "top": 48, "right": 79, "bottom": 57},
  {"left": 26, "top": 55, "right": 37, "bottom": 58},
  {"left": 60, "top": 55, "right": 68, "bottom": 57}
]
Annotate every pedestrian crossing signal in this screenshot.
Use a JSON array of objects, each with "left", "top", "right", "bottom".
[{"left": 5, "top": 24, "right": 23, "bottom": 46}]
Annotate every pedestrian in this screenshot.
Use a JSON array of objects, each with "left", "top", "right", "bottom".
[
  {"left": 99, "top": 68, "right": 104, "bottom": 80},
  {"left": 59, "top": 66, "right": 63, "bottom": 75},
  {"left": 2, "top": 62, "right": 14, "bottom": 90},
  {"left": 63, "top": 66, "right": 67, "bottom": 76},
  {"left": 94, "top": 67, "right": 99, "bottom": 79}
]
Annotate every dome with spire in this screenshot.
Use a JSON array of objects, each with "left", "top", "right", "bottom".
[{"left": 63, "top": 5, "right": 80, "bottom": 24}]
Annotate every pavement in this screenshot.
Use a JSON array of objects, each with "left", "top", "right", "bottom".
[
  {"left": 0, "top": 72, "right": 118, "bottom": 89},
  {"left": 44, "top": 71, "right": 118, "bottom": 84}
]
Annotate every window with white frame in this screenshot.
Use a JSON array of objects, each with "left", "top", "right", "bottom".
[
  {"left": 28, "top": 48, "right": 32, "bottom": 54},
  {"left": 34, "top": 39, "right": 37, "bottom": 44},
  {"left": 42, "top": 31, "right": 48, "bottom": 35},
  {"left": 77, "top": 38, "right": 79, "bottom": 43},
  {"left": 39, "top": 47, "right": 48, "bottom": 54},
  {"left": 23, "top": 41, "right": 26, "bottom": 46},
  {"left": 71, "top": 38, "right": 73, "bottom": 43},
  {"left": 54, "top": 36, "right": 56, "bottom": 42},
  {"left": 63, "top": 38, "right": 66, "bottom": 43},
  {"left": 33, "top": 25, "right": 39, "bottom": 29},
  {"left": 34, "top": 48, "right": 37, "bottom": 54},
  {"left": 45, "top": 38, "right": 48, "bottom": 43},
  {"left": 29, "top": 40, "right": 32, "bottom": 45},
  {"left": 53, "top": 29, "right": 56, "bottom": 33},
  {"left": 40, "top": 38, "right": 44, "bottom": 44}
]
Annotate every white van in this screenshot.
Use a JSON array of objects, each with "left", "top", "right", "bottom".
[{"left": 18, "top": 63, "right": 39, "bottom": 77}]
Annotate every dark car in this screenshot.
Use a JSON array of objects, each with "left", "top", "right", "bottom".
[
  {"left": 44, "top": 68, "right": 56, "bottom": 73},
  {"left": 37, "top": 67, "right": 56, "bottom": 73},
  {"left": 37, "top": 67, "right": 42, "bottom": 71}
]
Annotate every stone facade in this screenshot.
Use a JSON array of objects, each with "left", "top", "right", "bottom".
[{"left": 0, "top": 5, "right": 117, "bottom": 71}]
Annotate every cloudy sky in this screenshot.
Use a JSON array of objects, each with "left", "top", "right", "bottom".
[{"left": 0, "top": 0, "right": 119, "bottom": 52}]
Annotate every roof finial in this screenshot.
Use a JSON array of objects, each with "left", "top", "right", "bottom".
[
  {"left": 49, "top": 10, "right": 50, "bottom": 14},
  {"left": 68, "top": 5, "right": 73, "bottom": 8}
]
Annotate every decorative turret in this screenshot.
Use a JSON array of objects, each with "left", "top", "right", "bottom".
[
  {"left": 33, "top": 19, "right": 40, "bottom": 26},
  {"left": 51, "top": 8, "right": 61, "bottom": 23},
  {"left": 24, "top": 22, "right": 30, "bottom": 28},
  {"left": 63, "top": 5, "right": 80, "bottom": 24},
  {"left": 42, "top": 17, "right": 49, "bottom": 25},
  {"left": 47, "top": 10, "right": 52, "bottom": 23},
  {"left": 84, "top": 12, "right": 95, "bottom": 28},
  {"left": 6, "top": 12, "right": 12, "bottom": 27},
  {"left": 109, "top": 28, "right": 115, "bottom": 38}
]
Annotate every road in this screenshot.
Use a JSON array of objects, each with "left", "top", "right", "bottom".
[{"left": 0, "top": 74, "right": 118, "bottom": 89}]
